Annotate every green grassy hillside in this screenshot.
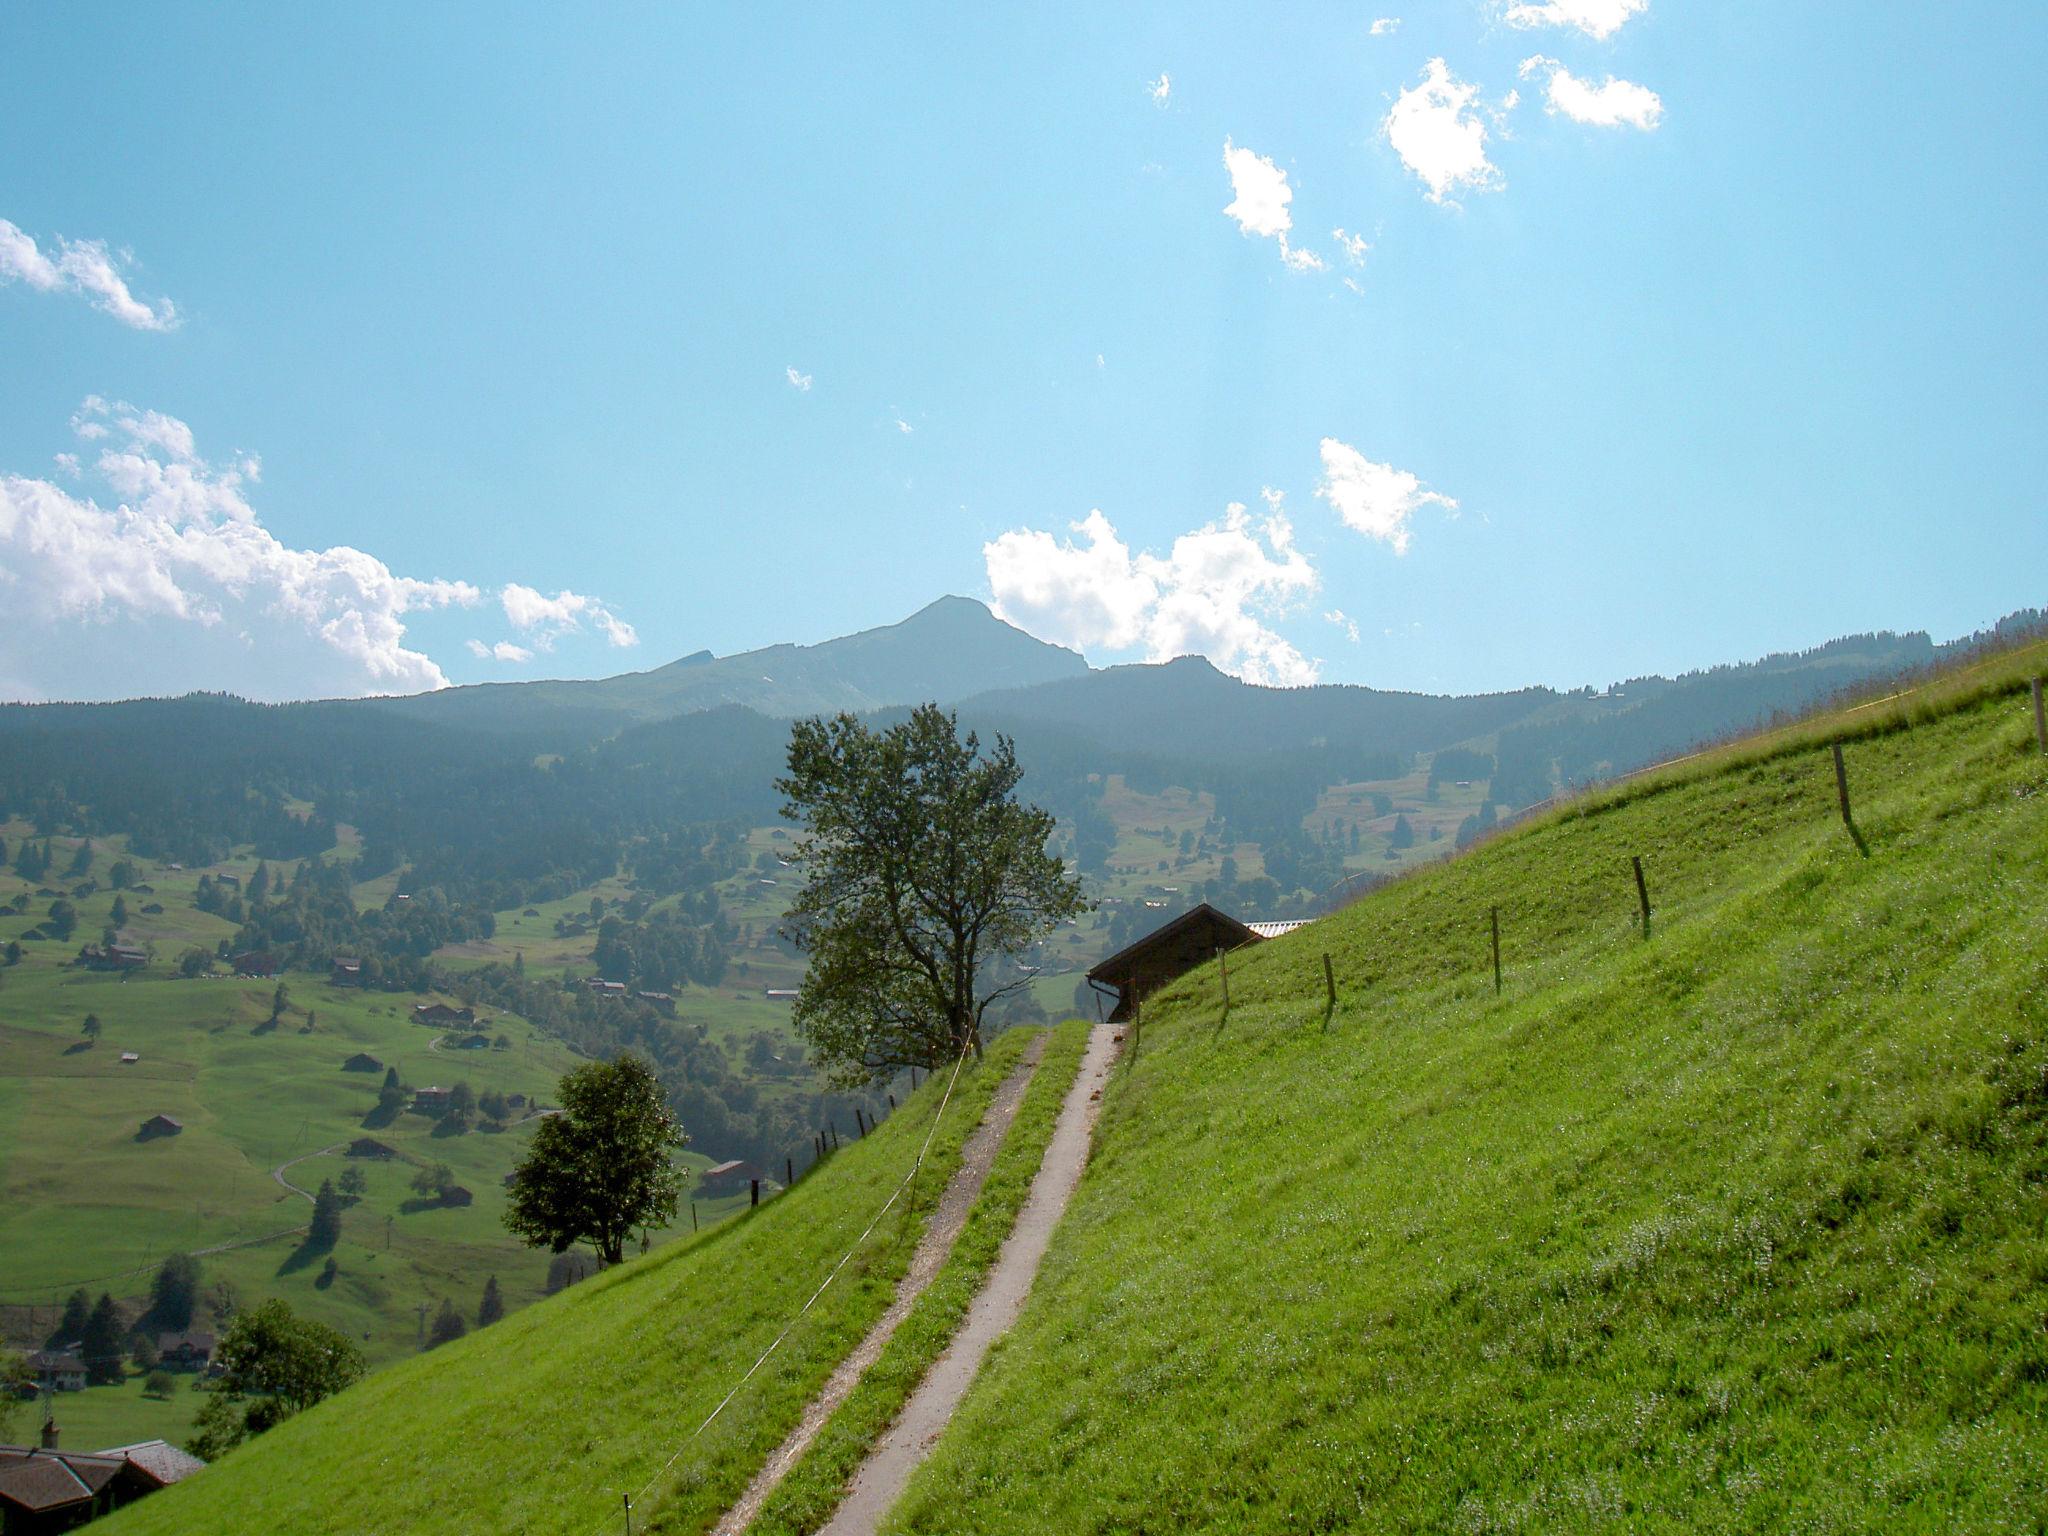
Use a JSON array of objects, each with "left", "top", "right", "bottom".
[
  {"left": 883, "top": 653, "right": 2048, "bottom": 1531},
  {"left": 96, "top": 1028, "right": 1040, "bottom": 1535}
]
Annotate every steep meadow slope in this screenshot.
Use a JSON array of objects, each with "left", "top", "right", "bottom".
[{"left": 890, "top": 654, "right": 2048, "bottom": 1532}]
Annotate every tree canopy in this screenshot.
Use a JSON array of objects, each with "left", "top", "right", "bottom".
[
  {"left": 504, "top": 1054, "right": 684, "bottom": 1266},
  {"left": 188, "top": 1299, "right": 363, "bottom": 1459},
  {"left": 777, "top": 705, "right": 1087, "bottom": 1084}
]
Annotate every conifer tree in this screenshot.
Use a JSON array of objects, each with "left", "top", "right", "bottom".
[
  {"left": 308, "top": 1179, "right": 344, "bottom": 1251},
  {"left": 81, "top": 1293, "right": 125, "bottom": 1384},
  {"left": 477, "top": 1275, "right": 504, "bottom": 1327}
]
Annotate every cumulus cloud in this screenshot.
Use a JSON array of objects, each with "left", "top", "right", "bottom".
[
  {"left": 1315, "top": 438, "right": 1457, "bottom": 554},
  {"left": 1519, "top": 56, "right": 1663, "bottom": 128},
  {"left": 466, "top": 639, "right": 535, "bottom": 663},
  {"left": 0, "top": 400, "right": 485, "bottom": 701},
  {"left": 1325, "top": 608, "right": 1362, "bottom": 643},
  {"left": 1370, "top": 17, "right": 1401, "bottom": 35},
  {"left": 1383, "top": 59, "right": 1506, "bottom": 204},
  {"left": 1148, "top": 72, "right": 1171, "bottom": 105},
  {"left": 1221, "top": 140, "right": 1326, "bottom": 273},
  {"left": 984, "top": 502, "right": 1320, "bottom": 687},
  {"left": 1332, "top": 228, "right": 1371, "bottom": 266},
  {"left": 1504, "top": 0, "right": 1647, "bottom": 40},
  {"left": 0, "top": 218, "right": 178, "bottom": 331},
  {"left": 500, "top": 583, "right": 637, "bottom": 650},
  {"left": 785, "top": 366, "right": 813, "bottom": 392}
]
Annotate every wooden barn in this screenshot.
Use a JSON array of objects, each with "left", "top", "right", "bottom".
[{"left": 1085, "top": 903, "right": 1305, "bottom": 1023}]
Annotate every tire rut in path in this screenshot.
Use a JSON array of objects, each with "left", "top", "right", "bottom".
[
  {"left": 711, "top": 1031, "right": 1051, "bottom": 1536},
  {"left": 814, "top": 1022, "right": 1120, "bottom": 1536}
]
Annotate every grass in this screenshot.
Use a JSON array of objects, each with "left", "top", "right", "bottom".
[
  {"left": 737, "top": 1018, "right": 1093, "bottom": 1536},
  {"left": 96, "top": 1027, "right": 1040, "bottom": 1536},
  {"left": 880, "top": 671, "right": 2048, "bottom": 1531},
  {"left": 24, "top": 1371, "right": 206, "bottom": 1455}
]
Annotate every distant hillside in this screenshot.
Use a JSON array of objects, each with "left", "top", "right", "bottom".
[{"left": 361, "top": 596, "right": 1090, "bottom": 735}]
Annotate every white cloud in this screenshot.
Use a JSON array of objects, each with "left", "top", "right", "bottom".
[
  {"left": 895, "top": 417, "right": 914, "bottom": 435},
  {"left": 0, "top": 217, "right": 178, "bottom": 331},
  {"left": 785, "top": 366, "right": 813, "bottom": 392},
  {"left": 1519, "top": 56, "right": 1663, "bottom": 129},
  {"left": 1370, "top": 17, "right": 1401, "bottom": 35},
  {"left": 0, "top": 400, "right": 483, "bottom": 701},
  {"left": 1332, "top": 228, "right": 1371, "bottom": 266},
  {"left": 1315, "top": 438, "right": 1458, "bottom": 554},
  {"left": 1384, "top": 59, "right": 1505, "bottom": 204},
  {"left": 1504, "top": 0, "right": 1647, "bottom": 40},
  {"left": 1148, "top": 72, "right": 1171, "bottom": 105},
  {"left": 466, "top": 639, "right": 535, "bottom": 663},
  {"left": 1325, "top": 608, "right": 1362, "bottom": 643},
  {"left": 1221, "top": 140, "right": 1326, "bottom": 273},
  {"left": 1222, "top": 139, "right": 1294, "bottom": 240},
  {"left": 500, "top": 583, "right": 638, "bottom": 650},
  {"left": 984, "top": 502, "right": 1320, "bottom": 687}
]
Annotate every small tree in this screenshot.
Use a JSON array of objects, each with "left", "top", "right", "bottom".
[
  {"left": 144, "top": 1368, "right": 176, "bottom": 1399},
  {"left": 446, "top": 1081, "right": 477, "bottom": 1121},
  {"left": 81, "top": 1014, "right": 102, "bottom": 1043},
  {"left": 411, "top": 1162, "right": 456, "bottom": 1202},
  {"left": 50, "top": 1289, "right": 92, "bottom": 1348},
  {"left": 131, "top": 1333, "right": 160, "bottom": 1372},
  {"left": 110, "top": 894, "right": 129, "bottom": 929},
  {"left": 426, "top": 1299, "right": 467, "bottom": 1350},
  {"left": 338, "top": 1165, "right": 368, "bottom": 1201},
  {"left": 270, "top": 981, "right": 290, "bottom": 1021},
  {"left": 187, "top": 1299, "right": 364, "bottom": 1459},
  {"left": 307, "top": 1180, "right": 344, "bottom": 1250},
  {"left": 0, "top": 1351, "right": 32, "bottom": 1440},
  {"left": 81, "top": 1293, "right": 125, "bottom": 1385},
  {"left": 179, "top": 946, "right": 212, "bottom": 978},
  {"left": 477, "top": 1275, "right": 505, "bottom": 1328},
  {"left": 144, "top": 1253, "right": 202, "bottom": 1333},
  {"left": 505, "top": 1054, "right": 684, "bottom": 1267},
  {"left": 777, "top": 706, "right": 1086, "bottom": 1083}
]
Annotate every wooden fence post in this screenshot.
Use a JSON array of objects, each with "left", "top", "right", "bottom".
[
  {"left": 1217, "top": 947, "right": 1229, "bottom": 1009},
  {"left": 1322, "top": 953, "right": 1337, "bottom": 1011},
  {"left": 690, "top": 1202, "right": 698, "bottom": 1233},
  {"left": 624, "top": 1492, "right": 632, "bottom": 1535},
  {"left": 786, "top": 1157, "right": 794, "bottom": 1187},
  {"left": 1632, "top": 856, "right": 1651, "bottom": 939},
  {"left": 1832, "top": 742, "right": 1852, "bottom": 827},
  {"left": 1490, "top": 906, "right": 1502, "bottom": 995},
  {"left": 2033, "top": 677, "right": 2046, "bottom": 755},
  {"left": 887, "top": 1093, "right": 896, "bottom": 1110},
  {"left": 750, "top": 1178, "right": 759, "bottom": 1208}
]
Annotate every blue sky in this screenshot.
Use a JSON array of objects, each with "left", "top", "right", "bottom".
[{"left": 2, "top": 2, "right": 2042, "bottom": 702}]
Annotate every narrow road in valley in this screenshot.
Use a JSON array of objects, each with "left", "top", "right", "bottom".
[
  {"left": 814, "top": 1023, "right": 1120, "bottom": 1536},
  {"left": 711, "top": 1032, "right": 1051, "bottom": 1536},
  {"left": 271, "top": 1144, "right": 347, "bottom": 1201}
]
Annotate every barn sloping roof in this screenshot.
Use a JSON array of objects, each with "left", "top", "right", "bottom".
[{"left": 1085, "top": 903, "right": 1262, "bottom": 983}]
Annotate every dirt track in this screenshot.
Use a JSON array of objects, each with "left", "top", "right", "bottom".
[
  {"left": 814, "top": 1022, "right": 1118, "bottom": 1536},
  {"left": 710, "top": 1032, "right": 1050, "bottom": 1536}
]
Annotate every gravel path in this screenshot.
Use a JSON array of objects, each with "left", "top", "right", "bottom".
[
  {"left": 711, "top": 1032, "right": 1051, "bottom": 1536},
  {"left": 814, "top": 1023, "right": 1119, "bottom": 1536}
]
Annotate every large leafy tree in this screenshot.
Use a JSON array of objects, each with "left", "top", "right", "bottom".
[
  {"left": 188, "top": 1300, "right": 364, "bottom": 1460},
  {"left": 504, "top": 1055, "right": 684, "bottom": 1266},
  {"left": 777, "top": 705, "right": 1087, "bottom": 1084}
]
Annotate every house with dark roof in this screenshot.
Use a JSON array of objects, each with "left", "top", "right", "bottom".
[
  {"left": 411, "top": 1086, "right": 453, "bottom": 1114},
  {"left": 1084, "top": 903, "right": 1308, "bottom": 1023},
  {"left": 341, "top": 1052, "right": 383, "bottom": 1073},
  {"left": 698, "top": 1159, "right": 764, "bottom": 1197},
  {"left": 347, "top": 1137, "right": 399, "bottom": 1160},
  {"left": 25, "top": 1353, "right": 84, "bottom": 1394},
  {"left": 231, "top": 950, "right": 281, "bottom": 978},
  {"left": 412, "top": 1002, "right": 474, "bottom": 1027},
  {"left": 330, "top": 957, "right": 364, "bottom": 985},
  {"left": 154, "top": 1333, "right": 215, "bottom": 1372},
  {"left": 0, "top": 1432, "right": 203, "bottom": 1531},
  {"left": 136, "top": 1114, "right": 182, "bottom": 1141}
]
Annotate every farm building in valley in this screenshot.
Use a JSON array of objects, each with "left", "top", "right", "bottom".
[
  {"left": 412, "top": 1002, "right": 475, "bottom": 1027},
  {"left": 154, "top": 1333, "right": 215, "bottom": 1372},
  {"left": 347, "top": 1137, "right": 398, "bottom": 1159},
  {"left": 341, "top": 1052, "right": 383, "bottom": 1073},
  {"left": 26, "top": 1352, "right": 84, "bottom": 1393},
  {"left": 136, "top": 1114, "right": 182, "bottom": 1140},
  {"left": 1085, "top": 903, "right": 1310, "bottom": 1023}
]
